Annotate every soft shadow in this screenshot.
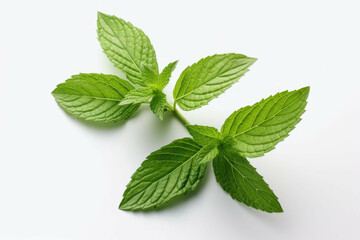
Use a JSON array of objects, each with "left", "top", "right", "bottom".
[
  {"left": 129, "top": 165, "right": 212, "bottom": 214},
  {"left": 144, "top": 109, "right": 179, "bottom": 137},
  {"left": 237, "top": 198, "right": 287, "bottom": 228}
]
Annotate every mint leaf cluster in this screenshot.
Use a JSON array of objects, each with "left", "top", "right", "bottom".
[{"left": 52, "top": 12, "right": 310, "bottom": 213}]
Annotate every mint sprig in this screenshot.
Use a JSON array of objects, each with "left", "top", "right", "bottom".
[{"left": 52, "top": 12, "right": 310, "bottom": 213}]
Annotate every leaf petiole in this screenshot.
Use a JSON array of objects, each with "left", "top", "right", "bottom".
[{"left": 165, "top": 101, "right": 190, "bottom": 126}]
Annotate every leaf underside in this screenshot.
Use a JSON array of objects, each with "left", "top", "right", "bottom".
[
  {"left": 97, "top": 12, "right": 158, "bottom": 87},
  {"left": 120, "top": 138, "right": 207, "bottom": 211},
  {"left": 221, "top": 87, "right": 310, "bottom": 158},
  {"left": 213, "top": 148, "right": 283, "bottom": 213},
  {"left": 52, "top": 73, "right": 140, "bottom": 123},
  {"left": 173, "top": 54, "right": 256, "bottom": 111}
]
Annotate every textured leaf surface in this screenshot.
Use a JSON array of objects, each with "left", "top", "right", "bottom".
[
  {"left": 187, "top": 125, "right": 221, "bottom": 146},
  {"left": 150, "top": 92, "right": 167, "bottom": 120},
  {"left": 142, "top": 61, "right": 178, "bottom": 90},
  {"left": 173, "top": 54, "right": 256, "bottom": 111},
  {"left": 52, "top": 73, "right": 140, "bottom": 123},
  {"left": 195, "top": 143, "right": 219, "bottom": 164},
  {"left": 119, "top": 87, "right": 153, "bottom": 105},
  {"left": 213, "top": 148, "right": 283, "bottom": 213},
  {"left": 97, "top": 12, "right": 158, "bottom": 86},
  {"left": 140, "top": 65, "right": 159, "bottom": 87},
  {"left": 120, "top": 138, "right": 207, "bottom": 210},
  {"left": 157, "top": 60, "right": 178, "bottom": 89},
  {"left": 221, "top": 87, "right": 310, "bottom": 158}
]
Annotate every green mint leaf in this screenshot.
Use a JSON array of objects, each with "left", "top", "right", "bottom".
[
  {"left": 97, "top": 12, "right": 158, "bottom": 86},
  {"left": 150, "top": 92, "right": 167, "bottom": 120},
  {"left": 173, "top": 54, "right": 256, "bottom": 111},
  {"left": 194, "top": 142, "right": 219, "bottom": 164},
  {"left": 221, "top": 87, "right": 310, "bottom": 158},
  {"left": 119, "top": 138, "right": 207, "bottom": 211},
  {"left": 141, "top": 61, "right": 178, "bottom": 90},
  {"left": 119, "top": 87, "right": 154, "bottom": 105},
  {"left": 187, "top": 125, "right": 221, "bottom": 146},
  {"left": 157, "top": 60, "right": 178, "bottom": 89},
  {"left": 213, "top": 148, "right": 283, "bottom": 213},
  {"left": 52, "top": 73, "right": 140, "bottom": 123},
  {"left": 140, "top": 64, "right": 159, "bottom": 86}
]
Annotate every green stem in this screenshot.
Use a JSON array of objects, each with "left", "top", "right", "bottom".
[{"left": 166, "top": 102, "right": 190, "bottom": 127}]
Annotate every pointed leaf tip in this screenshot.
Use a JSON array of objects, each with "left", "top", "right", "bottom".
[
  {"left": 52, "top": 73, "right": 140, "bottom": 123},
  {"left": 119, "top": 138, "right": 207, "bottom": 211},
  {"left": 97, "top": 12, "right": 159, "bottom": 86},
  {"left": 173, "top": 53, "right": 257, "bottom": 111},
  {"left": 221, "top": 87, "right": 309, "bottom": 158},
  {"left": 213, "top": 148, "right": 283, "bottom": 213}
]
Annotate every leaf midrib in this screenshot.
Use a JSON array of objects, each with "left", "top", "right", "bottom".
[
  {"left": 223, "top": 154, "right": 275, "bottom": 208},
  {"left": 100, "top": 16, "right": 142, "bottom": 74},
  {"left": 122, "top": 144, "right": 202, "bottom": 207},
  {"left": 53, "top": 92, "right": 122, "bottom": 102},
  {"left": 174, "top": 57, "right": 238, "bottom": 101},
  {"left": 230, "top": 90, "right": 306, "bottom": 138}
]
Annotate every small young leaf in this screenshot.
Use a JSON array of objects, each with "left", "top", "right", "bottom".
[
  {"left": 213, "top": 148, "right": 283, "bottom": 213},
  {"left": 150, "top": 92, "right": 167, "bottom": 120},
  {"left": 140, "top": 64, "right": 159, "bottom": 85},
  {"left": 157, "top": 60, "right": 178, "bottom": 89},
  {"left": 221, "top": 87, "right": 310, "bottom": 158},
  {"left": 187, "top": 125, "right": 221, "bottom": 146},
  {"left": 173, "top": 54, "right": 256, "bottom": 111},
  {"left": 119, "top": 138, "right": 207, "bottom": 211},
  {"left": 97, "top": 12, "right": 158, "bottom": 86},
  {"left": 141, "top": 61, "right": 178, "bottom": 90},
  {"left": 52, "top": 73, "right": 140, "bottom": 123},
  {"left": 194, "top": 142, "right": 220, "bottom": 164},
  {"left": 119, "top": 87, "right": 154, "bottom": 105}
]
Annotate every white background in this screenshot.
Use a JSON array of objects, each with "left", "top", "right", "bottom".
[{"left": 1, "top": 0, "right": 359, "bottom": 239}]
